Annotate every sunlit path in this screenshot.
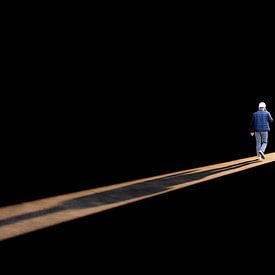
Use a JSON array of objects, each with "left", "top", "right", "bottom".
[{"left": 1, "top": 153, "right": 274, "bottom": 241}]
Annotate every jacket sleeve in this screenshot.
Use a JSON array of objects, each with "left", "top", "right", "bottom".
[{"left": 250, "top": 114, "right": 255, "bottom": 131}]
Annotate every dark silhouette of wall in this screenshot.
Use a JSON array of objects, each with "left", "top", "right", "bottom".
[
  {"left": 2, "top": 10, "right": 274, "bottom": 205},
  {"left": 2, "top": 92, "right": 273, "bottom": 206}
]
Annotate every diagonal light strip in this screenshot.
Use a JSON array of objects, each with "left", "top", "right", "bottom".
[{"left": 0, "top": 153, "right": 274, "bottom": 241}]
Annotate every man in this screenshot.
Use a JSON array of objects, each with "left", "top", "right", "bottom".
[{"left": 250, "top": 102, "right": 273, "bottom": 160}]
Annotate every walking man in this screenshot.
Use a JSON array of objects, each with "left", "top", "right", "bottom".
[{"left": 250, "top": 102, "right": 273, "bottom": 160}]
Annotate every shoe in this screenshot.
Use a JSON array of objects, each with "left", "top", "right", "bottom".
[
  {"left": 257, "top": 156, "right": 263, "bottom": 161},
  {"left": 259, "top": 151, "right": 265, "bottom": 159}
]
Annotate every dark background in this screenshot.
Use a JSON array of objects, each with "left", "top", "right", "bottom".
[
  {"left": 1, "top": 6, "right": 275, "bottom": 272},
  {"left": 2, "top": 6, "right": 274, "bottom": 205}
]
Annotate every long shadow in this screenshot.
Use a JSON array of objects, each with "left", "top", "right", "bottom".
[{"left": 0, "top": 159, "right": 259, "bottom": 228}]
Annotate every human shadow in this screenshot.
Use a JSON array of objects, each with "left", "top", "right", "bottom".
[{"left": 0, "top": 159, "right": 259, "bottom": 228}]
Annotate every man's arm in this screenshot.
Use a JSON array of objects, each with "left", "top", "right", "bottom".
[
  {"left": 268, "top": 112, "right": 273, "bottom": 123},
  {"left": 250, "top": 114, "right": 255, "bottom": 136}
]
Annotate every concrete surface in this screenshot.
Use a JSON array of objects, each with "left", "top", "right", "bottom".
[{"left": 0, "top": 152, "right": 274, "bottom": 241}]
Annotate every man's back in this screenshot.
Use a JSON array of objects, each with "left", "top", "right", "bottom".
[{"left": 251, "top": 110, "right": 273, "bottom": 132}]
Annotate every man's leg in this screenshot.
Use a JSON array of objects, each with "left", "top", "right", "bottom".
[
  {"left": 260, "top": 131, "right": 268, "bottom": 153},
  {"left": 255, "top": 132, "right": 262, "bottom": 158}
]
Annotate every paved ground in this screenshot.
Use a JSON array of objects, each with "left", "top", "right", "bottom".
[{"left": 1, "top": 153, "right": 274, "bottom": 241}]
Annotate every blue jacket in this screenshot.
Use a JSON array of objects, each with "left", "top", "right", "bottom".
[{"left": 250, "top": 110, "right": 273, "bottom": 132}]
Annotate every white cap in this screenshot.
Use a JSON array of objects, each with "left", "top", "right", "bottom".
[{"left": 259, "top": 102, "right": 266, "bottom": 108}]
